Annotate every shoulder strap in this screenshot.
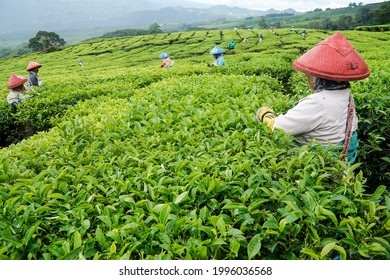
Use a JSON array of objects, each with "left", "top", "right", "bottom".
[{"left": 341, "top": 93, "right": 355, "bottom": 159}]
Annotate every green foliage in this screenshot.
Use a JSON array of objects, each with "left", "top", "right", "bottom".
[
  {"left": 28, "top": 31, "right": 66, "bottom": 52},
  {"left": 149, "top": 23, "right": 163, "bottom": 34},
  {"left": 200, "top": 3, "right": 386, "bottom": 31},
  {"left": 375, "top": 1, "right": 390, "bottom": 25},
  {"left": 99, "top": 29, "right": 152, "bottom": 39},
  {"left": 0, "top": 28, "right": 389, "bottom": 260},
  {"left": 355, "top": 24, "right": 390, "bottom": 32},
  {"left": 352, "top": 62, "right": 390, "bottom": 188},
  {"left": 0, "top": 44, "right": 31, "bottom": 59}
]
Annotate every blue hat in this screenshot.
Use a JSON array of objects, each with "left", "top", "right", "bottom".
[
  {"left": 159, "top": 52, "right": 169, "bottom": 59},
  {"left": 209, "top": 46, "right": 225, "bottom": 55}
]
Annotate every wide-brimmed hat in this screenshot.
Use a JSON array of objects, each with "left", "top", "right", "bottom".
[
  {"left": 159, "top": 52, "right": 169, "bottom": 59},
  {"left": 8, "top": 74, "right": 28, "bottom": 89},
  {"left": 292, "top": 32, "right": 370, "bottom": 81},
  {"left": 209, "top": 46, "right": 225, "bottom": 55},
  {"left": 26, "top": 61, "right": 43, "bottom": 71}
]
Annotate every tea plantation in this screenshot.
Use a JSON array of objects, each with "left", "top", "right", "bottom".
[{"left": 0, "top": 29, "right": 389, "bottom": 260}]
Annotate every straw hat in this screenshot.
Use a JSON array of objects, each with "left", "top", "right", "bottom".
[
  {"left": 292, "top": 32, "right": 370, "bottom": 81},
  {"left": 8, "top": 74, "right": 28, "bottom": 89},
  {"left": 26, "top": 61, "right": 43, "bottom": 71}
]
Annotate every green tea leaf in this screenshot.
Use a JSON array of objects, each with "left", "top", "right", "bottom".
[
  {"left": 73, "top": 231, "right": 82, "bottom": 249},
  {"left": 341, "top": 238, "right": 358, "bottom": 247},
  {"left": 230, "top": 238, "right": 240, "bottom": 256},
  {"left": 174, "top": 191, "right": 188, "bottom": 205},
  {"left": 302, "top": 192, "right": 316, "bottom": 212},
  {"left": 109, "top": 242, "right": 117, "bottom": 255},
  {"left": 248, "top": 234, "right": 262, "bottom": 260},
  {"left": 216, "top": 216, "right": 226, "bottom": 237},
  {"left": 23, "top": 222, "right": 40, "bottom": 245},
  {"left": 301, "top": 248, "right": 319, "bottom": 260},
  {"left": 320, "top": 242, "right": 336, "bottom": 259},
  {"left": 95, "top": 226, "right": 107, "bottom": 248},
  {"left": 279, "top": 218, "right": 286, "bottom": 232},
  {"left": 222, "top": 203, "right": 244, "bottom": 210},
  {"left": 97, "top": 215, "right": 112, "bottom": 228},
  {"left": 308, "top": 226, "right": 321, "bottom": 244},
  {"left": 2, "top": 159, "right": 9, "bottom": 174},
  {"left": 59, "top": 247, "right": 81, "bottom": 260},
  {"left": 263, "top": 218, "right": 278, "bottom": 230},
  {"left": 333, "top": 245, "right": 347, "bottom": 260},
  {"left": 320, "top": 207, "right": 338, "bottom": 225},
  {"left": 159, "top": 205, "right": 171, "bottom": 225},
  {"left": 248, "top": 199, "right": 268, "bottom": 213}
]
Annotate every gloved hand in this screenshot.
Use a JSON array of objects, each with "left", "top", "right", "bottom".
[
  {"left": 256, "top": 107, "right": 276, "bottom": 130},
  {"left": 256, "top": 107, "right": 274, "bottom": 122}
]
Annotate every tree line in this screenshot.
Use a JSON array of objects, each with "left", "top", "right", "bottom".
[
  {"left": 257, "top": 2, "right": 390, "bottom": 31},
  {"left": 307, "top": 2, "right": 390, "bottom": 30},
  {"left": 97, "top": 23, "right": 163, "bottom": 39}
]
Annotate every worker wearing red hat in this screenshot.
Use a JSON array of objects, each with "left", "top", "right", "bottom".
[
  {"left": 6, "top": 74, "right": 32, "bottom": 106},
  {"left": 256, "top": 32, "right": 370, "bottom": 163},
  {"left": 26, "top": 61, "right": 43, "bottom": 90}
]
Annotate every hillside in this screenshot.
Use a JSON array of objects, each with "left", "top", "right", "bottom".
[
  {"left": 0, "top": 29, "right": 389, "bottom": 260},
  {"left": 194, "top": 2, "right": 384, "bottom": 29}
]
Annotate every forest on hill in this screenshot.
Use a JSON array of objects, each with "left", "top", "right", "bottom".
[{"left": 198, "top": 1, "right": 390, "bottom": 31}]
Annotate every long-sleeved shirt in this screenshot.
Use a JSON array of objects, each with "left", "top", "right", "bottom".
[
  {"left": 160, "top": 58, "right": 173, "bottom": 68},
  {"left": 213, "top": 56, "right": 225, "bottom": 66},
  {"left": 28, "top": 72, "right": 42, "bottom": 87},
  {"left": 7, "top": 90, "right": 26, "bottom": 105},
  {"left": 274, "top": 88, "right": 358, "bottom": 146}
]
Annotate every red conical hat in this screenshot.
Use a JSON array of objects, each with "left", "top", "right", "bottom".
[
  {"left": 26, "top": 61, "right": 42, "bottom": 71},
  {"left": 8, "top": 74, "right": 28, "bottom": 89},
  {"left": 292, "top": 32, "right": 370, "bottom": 81}
]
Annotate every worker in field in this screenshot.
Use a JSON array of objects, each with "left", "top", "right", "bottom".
[
  {"left": 259, "top": 32, "right": 263, "bottom": 42},
  {"left": 256, "top": 32, "right": 370, "bottom": 164},
  {"left": 243, "top": 36, "right": 249, "bottom": 42},
  {"left": 228, "top": 40, "right": 235, "bottom": 50},
  {"left": 209, "top": 46, "right": 225, "bottom": 67},
  {"left": 159, "top": 52, "right": 174, "bottom": 68},
  {"left": 6, "top": 74, "right": 32, "bottom": 106},
  {"left": 301, "top": 28, "right": 307, "bottom": 37},
  {"left": 26, "top": 61, "right": 43, "bottom": 91}
]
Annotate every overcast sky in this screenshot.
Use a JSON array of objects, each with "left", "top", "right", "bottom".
[{"left": 190, "top": 0, "right": 381, "bottom": 12}]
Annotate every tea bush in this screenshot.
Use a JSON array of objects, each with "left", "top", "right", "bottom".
[
  {"left": 0, "top": 29, "right": 389, "bottom": 260},
  {"left": 352, "top": 61, "right": 390, "bottom": 188}
]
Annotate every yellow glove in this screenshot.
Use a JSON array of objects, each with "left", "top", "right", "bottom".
[{"left": 256, "top": 107, "right": 276, "bottom": 131}]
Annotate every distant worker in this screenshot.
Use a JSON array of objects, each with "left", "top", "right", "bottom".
[
  {"left": 243, "top": 36, "right": 249, "bottom": 42},
  {"left": 159, "top": 52, "right": 174, "bottom": 68},
  {"left": 228, "top": 40, "right": 235, "bottom": 50},
  {"left": 259, "top": 32, "right": 263, "bottom": 42},
  {"left": 256, "top": 32, "right": 370, "bottom": 164},
  {"left": 78, "top": 59, "right": 84, "bottom": 67},
  {"left": 26, "top": 61, "right": 43, "bottom": 90},
  {"left": 290, "top": 26, "right": 295, "bottom": 33},
  {"left": 301, "top": 28, "right": 307, "bottom": 37},
  {"left": 270, "top": 27, "right": 275, "bottom": 34},
  {"left": 7, "top": 74, "right": 32, "bottom": 106},
  {"left": 209, "top": 46, "right": 225, "bottom": 67}
]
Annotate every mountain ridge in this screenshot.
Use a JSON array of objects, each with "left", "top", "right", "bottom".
[{"left": 0, "top": 0, "right": 297, "bottom": 47}]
